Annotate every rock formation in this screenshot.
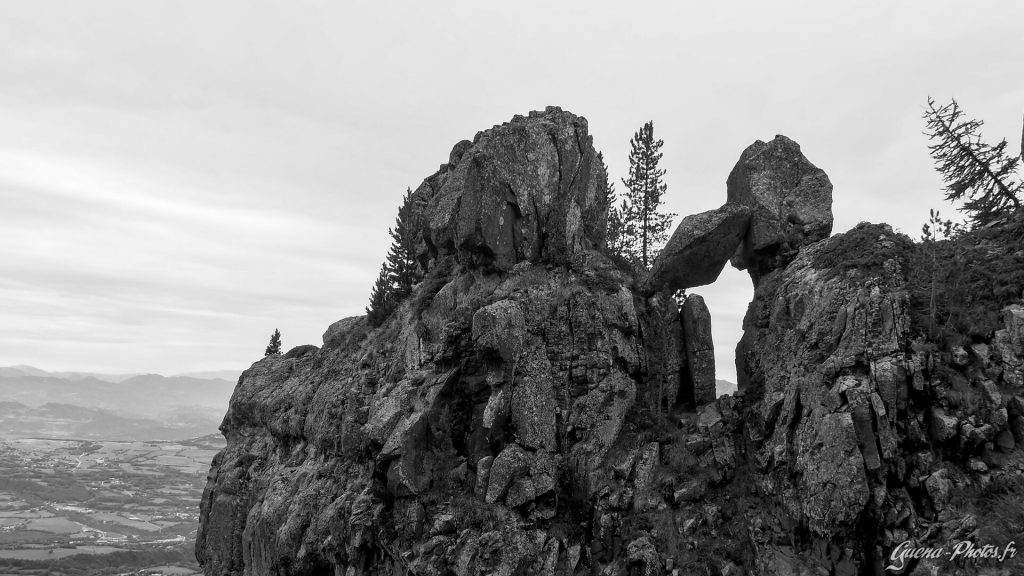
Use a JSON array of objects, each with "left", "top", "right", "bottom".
[
  {"left": 681, "top": 294, "right": 716, "bottom": 406},
  {"left": 644, "top": 204, "right": 750, "bottom": 294},
  {"left": 197, "top": 107, "right": 1024, "bottom": 576},
  {"left": 420, "top": 108, "right": 605, "bottom": 271},
  {"left": 727, "top": 135, "right": 834, "bottom": 282}
]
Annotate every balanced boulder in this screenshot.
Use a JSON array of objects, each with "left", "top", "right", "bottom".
[
  {"left": 727, "top": 135, "right": 833, "bottom": 281},
  {"left": 645, "top": 203, "right": 750, "bottom": 294}
]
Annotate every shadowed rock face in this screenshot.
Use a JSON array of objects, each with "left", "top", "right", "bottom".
[{"left": 728, "top": 135, "right": 833, "bottom": 282}]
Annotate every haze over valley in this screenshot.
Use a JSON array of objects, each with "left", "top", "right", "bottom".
[{"left": 0, "top": 365, "right": 236, "bottom": 575}]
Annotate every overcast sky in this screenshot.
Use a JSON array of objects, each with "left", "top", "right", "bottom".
[{"left": 1, "top": 2, "right": 1021, "bottom": 385}]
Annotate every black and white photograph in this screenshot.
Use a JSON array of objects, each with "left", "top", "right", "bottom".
[{"left": 1, "top": 2, "right": 1023, "bottom": 575}]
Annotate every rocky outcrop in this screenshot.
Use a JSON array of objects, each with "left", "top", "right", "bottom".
[
  {"left": 420, "top": 107, "right": 606, "bottom": 271},
  {"left": 643, "top": 135, "right": 830, "bottom": 294},
  {"left": 736, "top": 224, "right": 911, "bottom": 569},
  {"left": 645, "top": 204, "right": 750, "bottom": 294},
  {"left": 735, "top": 219, "right": 1024, "bottom": 574},
  {"left": 197, "top": 108, "right": 693, "bottom": 576},
  {"left": 198, "top": 108, "right": 1024, "bottom": 576},
  {"left": 727, "top": 135, "right": 833, "bottom": 282},
  {"left": 681, "top": 294, "right": 716, "bottom": 406}
]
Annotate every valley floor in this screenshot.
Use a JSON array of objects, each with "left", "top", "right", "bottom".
[{"left": 0, "top": 433, "right": 224, "bottom": 576}]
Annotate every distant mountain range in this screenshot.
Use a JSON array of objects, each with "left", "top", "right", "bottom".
[
  {"left": 0, "top": 365, "right": 240, "bottom": 441},
  {"left": 0, "top": 401, "right": 224, "bottom": 441},
  {"left": 0, "top": 364, "right": 241, "bottom": 384}
]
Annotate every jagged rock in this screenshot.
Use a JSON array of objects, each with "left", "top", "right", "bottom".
[
  {"left": 475, "top": 456, "right": 494, "bottom": 496},
  {"left": 930, "top": 409, "right": 959, "bottom": 442},
  {"left": 482, "top": 385, "right": 509, "bottom": 430},
  {"left": 991, "top": 407, "right": 1009, "bottom": 428},
  {"left": 625, "top": 536, "right": 660, "bottom": 575},
  {"left": 322, "top": 315, "right": 363, "bottom": 348},
  {"left": 632, "top": 442, "right": 660, "bottom": 510},
  {"left": 796, "top": 412, "right": 870, "bottom": 534},
  {"left": 951, "top": 345, "right": 969, "bottom": 366},
  {"left": 529, "top": 452, "right": 557, "bottom": 496},
  {"left": 696, "top": 403, "right": 723, "bottom": 431},
  {"left": 673, "top": 478, "right": 708, "bottom": 504},
  {"left": 850, "top": 398, "right": 881, "bottom": 470},
  {"left": 703, "top": 504, "right": 723, "bottom": 527},
  {"left": 980, "top": 379, "right": 1003, "bottom": 408},
  {"left": 283, "top": 344, "right": 318, "bottom": 359},
  {"left": 970, "top": 343, "right": 991, "bottom": 366},
  {"left": 511, "top": 347, "right": 558, "bottom": 450},
  {"left": 645, "top": 203, "right": 751, "bottom": 294},
  {"left": 993, "top": 305, "right": 1024, "bottom": 386},
  {"left": 568, "top": 371, "right": 636, "bottom": 496},
  {"left": 506, "top": 477, "right": 536, "bottom": 508},
  {"left": 485, "top": 444, "right": 531, "bottom": 504},
  {"left": 424, "top": 106, "right": 606, "bottom": 270},
  {"left": 472, "top": 299, "right": 525, "bottom": 362},
  {"left": 728, "top": 135, "right": 833, "bottom": 280},
  {"left": 429, "top": 513, "right": 456, "bottom": 536},
  {"left": 682, "top": 294, "right": 717, "bottom": 405},
  {"left": 968, "top": 458, "right": 989, "bottom": 473}
]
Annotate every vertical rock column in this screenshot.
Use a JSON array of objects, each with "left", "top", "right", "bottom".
[{"left": 682, "top": 294, "right": 716, "bottom": 405}]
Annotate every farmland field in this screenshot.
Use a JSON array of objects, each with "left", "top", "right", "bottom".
[{"left": 0, "top": 434, "right": 224, "bottom": 576}]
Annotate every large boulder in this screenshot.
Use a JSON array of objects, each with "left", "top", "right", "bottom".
[
  {"left": 422, "top": 106, "right": 607, "bottom": 270},
  {"left": 645, "top": 203, "right": 751, "bottom": 294},
  {"left": 727, "top": 135, "right": 833, "bottom": 281}
]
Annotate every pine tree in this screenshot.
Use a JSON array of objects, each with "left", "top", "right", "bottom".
[
  {"left": 366, "top": 188, "right": 424, "bottom": 328},
  {"left": 923, "top": 97, "right": 1022, "bottom": 226},
  {"left": 264, "top": 329, "right": 282, "bottom": 356},
  {"left": 366, "top": 263, "right": 392, "bottom": 328},
  {"left": 385, "top": 188, "right": 422, "bottom": 299},
  {"left": 621, "top": 121, "right": 676, "bottom": 267},
  {"left": 599, "top": 152, "right": 626, "bottom": 257},
  {"left": 919, "top": 209, "right": 962, "bottom": 340}
]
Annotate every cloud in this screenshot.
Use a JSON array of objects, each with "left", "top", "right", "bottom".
[{"left": 0, "top": 1, "right": 1021, "bottom": 376}]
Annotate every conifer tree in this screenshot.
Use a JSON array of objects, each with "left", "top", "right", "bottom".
[
  {"left": 599, "top": 152, "right": 627, "bottom": 258},
  {"left": 386, "top": 188, "right": 422, "bottom": 299},
  {"left": 924, "top": 97, "right": 1022, "bottom": 226},
  {"left": 621, "top": 121, "right": 676, "bottom": 267},
  {"left": 264, "top": 329, "right": 282, "bottom": 356},
  {"left": 366, "top": 189, "right": 424, "bottom": 328},
  {"left": 366, "top": 263, "right": 391, "bottom": 328}
]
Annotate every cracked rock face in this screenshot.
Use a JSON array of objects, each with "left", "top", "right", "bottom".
[
  {"left": 737, "top": 223, "right": 911, "bottom": 537},
  {"left": 423, "top": 107, "right": 607, "bottom": 271}
]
